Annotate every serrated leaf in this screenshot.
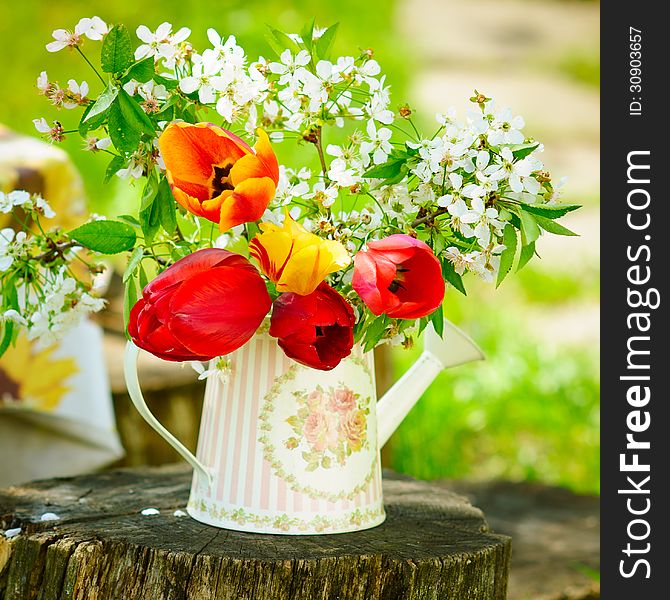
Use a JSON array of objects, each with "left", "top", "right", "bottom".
[
  {"left": 104, "top": 155, "right": 125, "bottom": 183},
  {"left": 139, "top": 194, "right": 160, "bottom": 244},
  {"left": 69, "top": 220, "right": 137, "bottom": 254},
  {"left": 141, "top": 171, "right": 159, "bottom": 211},
  {"left": 315, "top": 23, "right": 339, "bottom": 60},
  {"left": 138, "top": 263, "right": 149, "bottom": 289},
  {"left": 78, "top": 102, "right": 109, "bottom": 135},
  {"left": 122, "top": 57, "right": 155, "bottom": 83},
  {"left": 519, "top": 210, "right": 540, "bottom": 245},
  {"left": 117, "top": 214, "right": 141, "bottom": 227},
  {"left": 84, "top": 83, "right": 119, "bottom": 124},
  {"left": 0, "top": 321, "right": 14, "bottom": 358},
  {"left": 441, "top": 259, "right": 467, "bottom": 295},
  {"left": 153, "top": 74, "right": 180, "bottom": 90},
  {"left": 363, "top": 314, "right": 389, "bottom": 352},
  {"left": 364, "top": 157, "right": 405, "bottom": 179},
  {"left": 521, "top": 202, "right": 582, "bottom": 219},
  {"left": 508, "top": 142, "right": 539, "bottom": 160},
  {"left": 265, "top": 26, "right": 300, "bottom": 57},
  {"left": 534, "top": 214, "right": 578, "bottom": 236},
  {"left": 430, "top": 304, "right": 444, "bottom": 337},
  {"left": 123, "top": 275, "right": 138, "bottom": 339},
  {"left": 101, "top": 24, "right": 133, "bottom": 74},
  {"left": 496, "top": 224, "right": 518, "bottom": 287},
  {"left": 156, "top": 178, "right": 177, "bottom": 234},
  {"left": 300, "top": 19, "right": 315, "bottom": 51},
  {"left": 108, "top": 88, "right": 155, "bottom": 153},
  {"left": 517, "top": 241, "right": 536, "bottom": 272},
  {"left": 123, "top": 246, "right": 145, "bottom": 282}
]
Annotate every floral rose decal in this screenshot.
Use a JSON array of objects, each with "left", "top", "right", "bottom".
[{"left": 285, "top": 385, "right": 370, "bottom": 470}]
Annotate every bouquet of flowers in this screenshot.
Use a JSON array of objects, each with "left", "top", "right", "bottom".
[{"left": 1, "top": 16, "right": 578, "bottom": 371}]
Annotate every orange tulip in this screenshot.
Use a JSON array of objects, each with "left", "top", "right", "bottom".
[{"left": 158, "top": 122, "right": 279, "bottom": 232}]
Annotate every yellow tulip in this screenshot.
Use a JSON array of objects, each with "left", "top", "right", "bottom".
[{"left": 249, "top": 215, "right": 350, "bottom": 295}]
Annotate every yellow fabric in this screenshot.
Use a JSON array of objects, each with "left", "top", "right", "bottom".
[
  {"left": 0, "top": 333, "right": 78, "bottom": 412},
  {"left": 0, "top": 124, "right": 87, "bottom": 231}
]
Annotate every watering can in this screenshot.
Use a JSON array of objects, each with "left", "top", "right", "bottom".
[{"left": 124, "top": 320, "right": 483, "bottom": 534}]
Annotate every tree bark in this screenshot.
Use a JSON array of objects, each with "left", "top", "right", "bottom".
[{"left": 0, "top": 466, "right": 510, "bottom": 600}]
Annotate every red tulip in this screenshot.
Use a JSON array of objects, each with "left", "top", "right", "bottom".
[
  {"left": 269, "top": 283, "right": 355, "bottom": 371},
  {"left": 352, "top": 234, "right": 445, "bottom": 319},
  {"left": 128, "top": 248, "right": 271, "bottom": 361}
]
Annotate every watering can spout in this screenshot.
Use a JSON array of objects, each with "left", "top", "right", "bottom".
[{"left": 376, "top": 320, "right": 485, "bottom": 448}]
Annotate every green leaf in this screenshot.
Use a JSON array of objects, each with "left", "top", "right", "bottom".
[
  {"left": 108, "top": 88, "right": 155, "bottom": 153},
  {"left": 123, "top": 246, "right": 145, "bottom": 283},
  {"left": 300, "top": 19, "right": 315, "bottom": 51},
  {"left": 517, "top": 241, "right": 536, "bottom": 272},
  {"left": 101, "top": 24, "right": 133, "bottom": 74},
  {"left": 265, "top": 26, "right": 300, "bottom": 57},
  {"left": 534, "top": 214, "right": 578, "bottom": 236},
  {"left": 138, "top": 263, "right": 149, "bottom": 290},
  {"left": 519, "top": 210, "right": 541, "bottom": 245},
  {"left": 363, "top": 157, "right": 405, "bottom": 179},
  {"left": 117, "top": 214, "right": 141, "bottom": 227},
  {"left": 153, "top": 74, "right": 180, "bottom": 90},
  {"left": 139, "top": 195, "right": 160, "bottom": 244},
  {"left": 441, "top": 259, "right": 467, "bottom": 295},
  {"left": 123, "top": 275, "right": 138, "bottom": 339},
  {"left": 140, "top": 171, "right": 159, "bottom": 211},
  {"left": 508, "top": 142, "right": 539, "bottom": 160},
  {"left": 155, "top": 178, "right": 177, "bottom": 234},
  {"left": 521, "top": 202, "right": 582, "bottom": 220},
  {"left": 363, "top": 314, "right": 389, "bottom": 352},
  {"left": 429, "top": 304, "right": 444, "bottom": 337},
  {"left": 69, "top": 220, "right": 137, "bottom": 254},
  {"left": 104, "top": 155, "right": 125, "bottom": 183},
  {"left": 84, "top": 83, "right": 119, "bottom": 124},
  {"left": 0, "top": 321, "right": 14, "bottom": 358},
  {"left": 315, "top": 23, "right": 339, "bottom": 60},
  {"left": 496, "top": 224, "right": 518, "bottom": 287},
  {"left": 122, "top": 57, "right": 155, "bottom": 83}
]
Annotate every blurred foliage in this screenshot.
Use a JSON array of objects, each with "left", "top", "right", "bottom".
[
  {"left": 556, "top": 47, "right": 600, "bottom": 88},
  {"left": 1, "top": 0, "right": 599, "bottom": 494},
  {"left": 388, "top": 271, "right": 600, "bottom": 495}
]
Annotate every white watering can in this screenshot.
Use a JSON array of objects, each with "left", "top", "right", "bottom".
[{"left": 124, "top": 319, "right": 483, "bottom": 535}]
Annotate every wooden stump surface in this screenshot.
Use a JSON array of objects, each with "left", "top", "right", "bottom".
[{"left": 0, "top": 465, "right": 510, "bottom": 600}]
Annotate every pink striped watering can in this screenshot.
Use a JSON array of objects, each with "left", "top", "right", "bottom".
[{"left": 124, "top": 320, "right": 483, "bottom": 535}]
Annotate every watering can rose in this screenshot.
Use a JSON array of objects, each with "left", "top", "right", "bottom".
[
  {"left": 352, "top": 234, "right": 445, "bottom": 319},
  {"left": 158, "top": 122, "right": 279, "bottom": 232},
  {"left": 269, "top": 283, "right": 355, "bottom": 370},
  {"left": 249, "top": 215, "right": 350, "bottom": 296},
  {"left": 128, "top": 248, "right": 271, "bottom": 361}
]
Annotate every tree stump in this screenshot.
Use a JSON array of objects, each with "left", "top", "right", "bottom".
[{"left": 0, "top": 465, "right": 510, "bottom": 600}]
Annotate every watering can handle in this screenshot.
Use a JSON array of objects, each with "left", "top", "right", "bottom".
[{"left": 123, "top": 341, "right": 213, "bottom": 486}]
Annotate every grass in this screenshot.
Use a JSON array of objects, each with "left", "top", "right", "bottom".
[{"left": 1, "top": 0, "right": 599, "bottom": 495}]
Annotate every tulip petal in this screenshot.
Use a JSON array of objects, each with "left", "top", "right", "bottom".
[
  {"left": 270, "top": 284, "right": 354, "bottom": 371},
  {"left": 144, "top": 248, "right": 246, "bottom": 305},
  {"left": 229, "top": 153, "right": 270, "bottom": 187},
  {"left": 129, "top": 299, "right": 212, "bottom": 361},
  {"left": 159, "top": 122, "right": 249, "bottom": 195},
  {"left": 219, "top": 176, "right": 276, "bottom": 232},
  {"left": 352, "top": 233, "right": 444, "bottom": 319},
  {"left": 254, "top": 128, "right": 280, "bottom": 185},
  {"left": 168, "top": 265, "right": 271, "bottom": 357}
]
